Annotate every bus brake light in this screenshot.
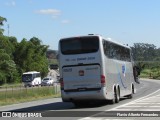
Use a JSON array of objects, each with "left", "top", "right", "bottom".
[{"left": 101, "top": 75, "right": 106, "bottom": 86}]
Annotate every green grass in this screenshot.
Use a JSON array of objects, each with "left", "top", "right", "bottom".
[
  {"left": 140, "top": 68, "right": 160, "bottom": 79},
  {"left": 0, "top": 86, "right": 61, "bottom": 106},
  {"left": 137, "top": 61, "right": 160, "bottom": 80}
]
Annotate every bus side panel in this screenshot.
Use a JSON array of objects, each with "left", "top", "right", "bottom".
[
  {"left": 104, "top": 58, "right": 133, "bottom": 99},
  {"left": 103, "top": 58, "right": 116, "bottom": 100}
]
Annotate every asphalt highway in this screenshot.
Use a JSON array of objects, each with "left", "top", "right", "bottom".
[{"left": 1, "top": 78, "right": 160, "bottom": 120}]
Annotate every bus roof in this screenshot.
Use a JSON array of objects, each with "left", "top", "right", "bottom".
[
  {"left": 23, "top": 71, "right": 40, "bottom": 74},
  {"left": 59, "top": 34, "right": 130, "bottom": 49}
]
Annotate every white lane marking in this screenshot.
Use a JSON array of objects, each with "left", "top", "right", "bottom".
[
  {"left": 107, "top": 89, "right": 160, "bottom": 111},
  {"left": 78, "top": 89, "right": 160, "bottom": 120},
  {"left": 132, "top": 89, "right": 160, "bottom": 102}
]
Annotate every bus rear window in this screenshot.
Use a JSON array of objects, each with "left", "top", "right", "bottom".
[{"left": 60, "top": 36, "right": 99, "bottom": 55}]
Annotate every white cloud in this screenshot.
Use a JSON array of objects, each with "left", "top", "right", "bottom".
[
  {"left": 35, "top": 9, "right": 70, "bottom": 24},
  {"left": 5, "top": 1, "right": 16, "bottom": 7},
  {"left": 35, "top": 9, "right": 61, "bottom": 17}
]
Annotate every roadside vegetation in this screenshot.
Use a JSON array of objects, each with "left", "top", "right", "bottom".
[
  {"left": 0, "top": 85, "right": 60, "bottom": 106},
  {"left": 131, "top": 43, "right": 160, "bottom": 80},
  {"left": 137, "top": 61, "right": 160, "bottom": 79},
  {"left": 0, "top": 16, "right": 60, "bottom": 106}
]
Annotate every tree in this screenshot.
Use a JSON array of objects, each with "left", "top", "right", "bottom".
[
  {"left": 29, "top": 37, "right": 49, "bottom": 77},
  {"left": 132, "top": 43, "right": 157, "bottom": 61},
  {"left": 14, "top": 37, "right": 49, "bottom": 78},
  {"left": 0, "top": 49, "right": 17, "bottom": 84},
  {"left": 0, "top": 16, "right": 50, "bottom": 84},
  {"left": 0, "top": 16, "right": 7, "bottom": 35}
]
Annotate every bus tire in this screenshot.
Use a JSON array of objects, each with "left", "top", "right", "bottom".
[
  {"left": 127, "top": 85, "right": 134, "bottom": 99},
  {"left": 115, "top": 87, "right": 120, "bottom": 103}
]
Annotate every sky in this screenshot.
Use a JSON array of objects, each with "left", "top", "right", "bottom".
[{"left": 1, "top": 0, "right": 160, "bottom": 50}]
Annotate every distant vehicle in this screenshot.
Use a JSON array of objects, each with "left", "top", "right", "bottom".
[
  {"left": 49, "top": 64, "right": 60, "bottom": 82},
  {"left": 22, "top": 71, "right": 41, "bottom": 87},
  {"left": 50, "top": 64, "right": 58, "bottom": 70},
  {"left": 41, "top": 77, "right": 56, "bottom": 86},
  {"left": 58, "top": 34, "right": 136, "bottom": 106}
]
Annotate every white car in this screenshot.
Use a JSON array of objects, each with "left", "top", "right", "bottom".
[{"left": 41, "top": 77, "right": 54, "bottom": 86}]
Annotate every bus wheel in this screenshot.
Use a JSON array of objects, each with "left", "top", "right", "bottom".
[
  {"left": 115, "top": 88, "right": 120, "bottom": 103},
  {"left": 127, "top": 85, "right": 134, "bottom": 99}
]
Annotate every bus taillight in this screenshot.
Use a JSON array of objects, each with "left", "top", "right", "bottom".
[
  {"left": 60, "top": 78, "right": 64, "bottom": 90},
  {"left": 101, "top": 75, "right": 106, "bottom": 86}
]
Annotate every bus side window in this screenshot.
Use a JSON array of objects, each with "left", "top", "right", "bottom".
[
  {"left": 103, "top": 40, "right": 107, "bottom": 56},
  {"left": 33, "top": 74, "right": 36, "bottom": 79}
]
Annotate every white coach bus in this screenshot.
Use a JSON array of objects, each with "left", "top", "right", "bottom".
[
  {"left": 58, "top": 34, "right": 136, "bottom": 106},
  {"left": 22, "top": 71, "right": 41, "bottom": 87}
]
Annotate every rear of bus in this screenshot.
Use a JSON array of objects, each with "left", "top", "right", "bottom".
[{"left": 58, "top": 35, "right": 106, "bottom": 103}]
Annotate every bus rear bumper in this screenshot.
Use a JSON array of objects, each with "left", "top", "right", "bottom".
[{"left": 61, "top": 87, "right": 111, "bottom": 102}]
